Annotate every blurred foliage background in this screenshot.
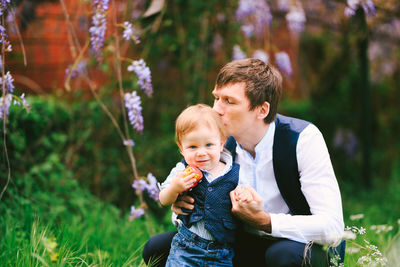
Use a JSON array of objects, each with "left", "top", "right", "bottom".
[
  {"left": 1, "top": 0, "right": 400, "bottom": 265},
  {"left": 1, "top": 0, "right": 400, "bottom": 215}
]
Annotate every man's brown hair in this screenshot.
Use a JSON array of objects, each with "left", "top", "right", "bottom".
[
  {"left": 175, "top": 104, "right": 226, "bottom": 147},
  {"left": 215, "top": 58, "right": 282, "bottom": 123}
]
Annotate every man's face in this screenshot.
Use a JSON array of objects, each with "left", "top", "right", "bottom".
[{"left": 212, "top": 82, "right": 259, "bottom": 138}]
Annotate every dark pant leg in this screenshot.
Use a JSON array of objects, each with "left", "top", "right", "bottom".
[
  {"left": 264, "top": 240, "right": 329, "bottom": 267},
  {"left": 233, "top": 230, "right": 275, "bottom": 267},
  {"left": 142, "top": 231, "right": 177, "bottom": 267},
  {"left": 233, "top": 230, "right": 329, "bottom": 267}
]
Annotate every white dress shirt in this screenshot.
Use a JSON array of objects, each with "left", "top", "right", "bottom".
[{"left": 236, "top": 121, "right": 344, "bottom": 246}]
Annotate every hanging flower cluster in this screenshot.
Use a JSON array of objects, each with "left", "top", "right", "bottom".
[
  {"left": 129, "top": 205, "right": 144, "bottom": 220},
  {"left": 285, "top": 3, "right": 306, "bottom": 34},
  {"left": 275, "top": 51, "right": 292, "bottom": 77},
  {"left": 235, "top": 0, "right": 272, "bottom": 38},
  {"left": 0, "top": 93, "right": 11, "bottom": 119},
  {"left": 0, "top": 24, "right": 11, "bottom": 52},
  {"left": 252, "top": 49, "right": 269, "bottom": 64},
  {"left": 127, "top": 59, "right": 153, "bottom": 97},
  {"left": 123, "top": 139, "right": 135, "bottom": 147},
  {"left": 132, "top": 173, "right": 159, "bottom": 202},
  {"left": 344, "top": 0, "right": 376, "bottom": 17},
  {"left": 124, "top": 90, "right": 144, "bottom": 133},
  {"left": 122, "top": 21, "right": 140, "bottom": 43},
  {"left": 0, "top": 71, "right": 14, "bottom": 93},
  {"left": 232, "top": 45, "right": 246, "bottom": 61},
  {"left": 65, "top": 60, "right": 87, "bottom": 80},
  {"left": 234, "top": 0, "right": 300, "bottom": 78},
  {"left": 0, "top": 0, "right": 10, "bottom": 17},
  {"left": 89, "top": 0, "right": 109, "bottom": 59},
  {"left": 145, "top": 173, "right": 159, "bottom": 202},
  {"left": 1, "top": 1, "right": 29, "bottom": 122}
]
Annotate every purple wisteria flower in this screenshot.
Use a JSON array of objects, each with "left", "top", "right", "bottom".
[
  {"left": 362, "top": 0, "right": 376, "bottom": 16},
  {"left": 0, "top": 71, "right": 14, "bottom": 94},
  {"left": 344, "top": 0, "right": 375, "bottom": 17},
  {"left": 0, "top": 94, "right": 11, "bottom": 120},
  {"left": 277, "top": 0, "right": 290, "bottom": 12},
  {"left": 89, "top": 0, "right": 109, "bottom": 59},
  {"left": 236, "top": 0, "right": 272, "bottom": 37},
  {"left": 0, "top": 0, "right": 10, "bottom": 17},
  {"left": 132, "top": 178, "right": 148, "bottom": 194},
  {"left": 252, "top": 49, "right": 269, "bottom": 64},
  {"left": 124, "top": 90, "right": 144, "bottom": 133},
  {"left": 344, "top": 7, "right": 356, "bottom": 17},
  {"left": 131, "top": 174, "right": 160, "bottom": 201},
  {"left": 65, "top": 60, "right": 87, "bottom": 79},
  {"left": 127, "top": 59, "right": 153, "bottom": 97},
  {"left": 6, "top": 9, "right": 17, "bottom": 35},
  {"left": 233, "top": 45, "right": 246, "bottom": 61},
  {"left": 275, "top": 51, "right": 292, "bottom": 77},
  {"left": 129, "top": 205, "right": 145, "bottom": 220},
  {"left": 211, "top": 33, "right": 223, "bottom": 53},
  {"left": 122, "top": 21, "right": 140, "bottom": 43},
  {"left": 146, "top": 173, "right": 159, "bottom": 201},
  {"left": 240, "top": 24, "right": 254, "bottom": 38},
  {"left": 286, "top": 5, "right": 306, "bottom": 34},
  {"left": 123, "top": 139, "right": 135, "bottom": 147},
  {"left": 334, "top": 128, "right": 358, "bottom": 158},
  {"left": 13, "top": 93, "right": 29, "bottom": 109},
  {"left": 0, "top": 25, "right": 11, "bottom": 52}
]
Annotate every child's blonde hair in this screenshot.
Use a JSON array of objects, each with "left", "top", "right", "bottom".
[{"left": 175, "top": 104, "right": 226, "bottom": 146}]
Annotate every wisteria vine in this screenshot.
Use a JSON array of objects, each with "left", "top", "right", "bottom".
[
  {"left": 233, "top": 0, "right": 376, "bottom": 80},
  {"left": 89, "top": 0, "right": 109, "bottom": 59}
]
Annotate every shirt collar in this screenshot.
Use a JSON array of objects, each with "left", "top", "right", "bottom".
[
  {"left": 254, "top": 121, "right": 275, "bottom": 156},
  {"left": 201, "top": 149, "right": 233, "bottom": 178},
  {"left": 236, "top": 121, "right": 276, "bottom": 159}
]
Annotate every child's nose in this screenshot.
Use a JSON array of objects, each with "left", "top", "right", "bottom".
[{"left": 196, "top": 147, "right": 206, "bottom": 156}]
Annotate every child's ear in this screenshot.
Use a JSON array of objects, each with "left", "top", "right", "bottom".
[{"left": 178, "top": 143, "right": 183, "bottom": 154}]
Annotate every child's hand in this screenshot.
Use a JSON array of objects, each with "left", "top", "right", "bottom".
[
  {"left": 183, "top": 166, "right": 203, "bottom": 190},
  {"left": 170, "top": 171, "right": 198, "bottom": 194},
  {"left": 233, "top": 184, "right": 253, "bottom": 203}
]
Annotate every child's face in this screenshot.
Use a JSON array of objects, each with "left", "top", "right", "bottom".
[{"left": 179, "top": 123, "right": 225, "bottom": 172}]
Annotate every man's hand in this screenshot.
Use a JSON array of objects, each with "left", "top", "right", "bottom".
[
  {"left": 230, "top": 185, "right": 272, "bottom": 233},
  {"left": 171, "top": 194, "right": 195, "bottom": 215}
]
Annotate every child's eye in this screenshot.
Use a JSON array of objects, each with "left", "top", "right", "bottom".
[
  {"left": 206, "top": 143, "right": 213, "bottom": 147},
  {"left": 189, "top": 145, "right": 197, "bottom": 149}
]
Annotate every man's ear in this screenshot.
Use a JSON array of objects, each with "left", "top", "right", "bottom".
[{"left": 257, "top": 101, "right": 270, "bottom": 120}]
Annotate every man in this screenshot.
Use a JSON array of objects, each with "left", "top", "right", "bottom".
[{"left": 143, "top": 58, "right": 344, "bottom": 266}]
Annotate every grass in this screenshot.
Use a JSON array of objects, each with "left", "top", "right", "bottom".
[
  {"left": 340, "top": 172, "right": 400, "bottom": 266},
  {"left": 0, "top": 205, "right": 153, "bottom": 266},
  {"left": 1, "top": 175, "right": 399, "bottom": 266},
  {"left": 0, "top": 182, "right": 177, "bottom": 267}
]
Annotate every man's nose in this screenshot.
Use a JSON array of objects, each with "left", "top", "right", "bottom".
[{"left": 213, "top": 100, "right": 223, "bottom": 115}]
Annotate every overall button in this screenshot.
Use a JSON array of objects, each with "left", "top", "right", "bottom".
[
  {"left": 208, "top": 187, "right": 213, "bottom": 192},
  {"left": 205, "top": 204, "right": 210, "bottom": 209}
]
